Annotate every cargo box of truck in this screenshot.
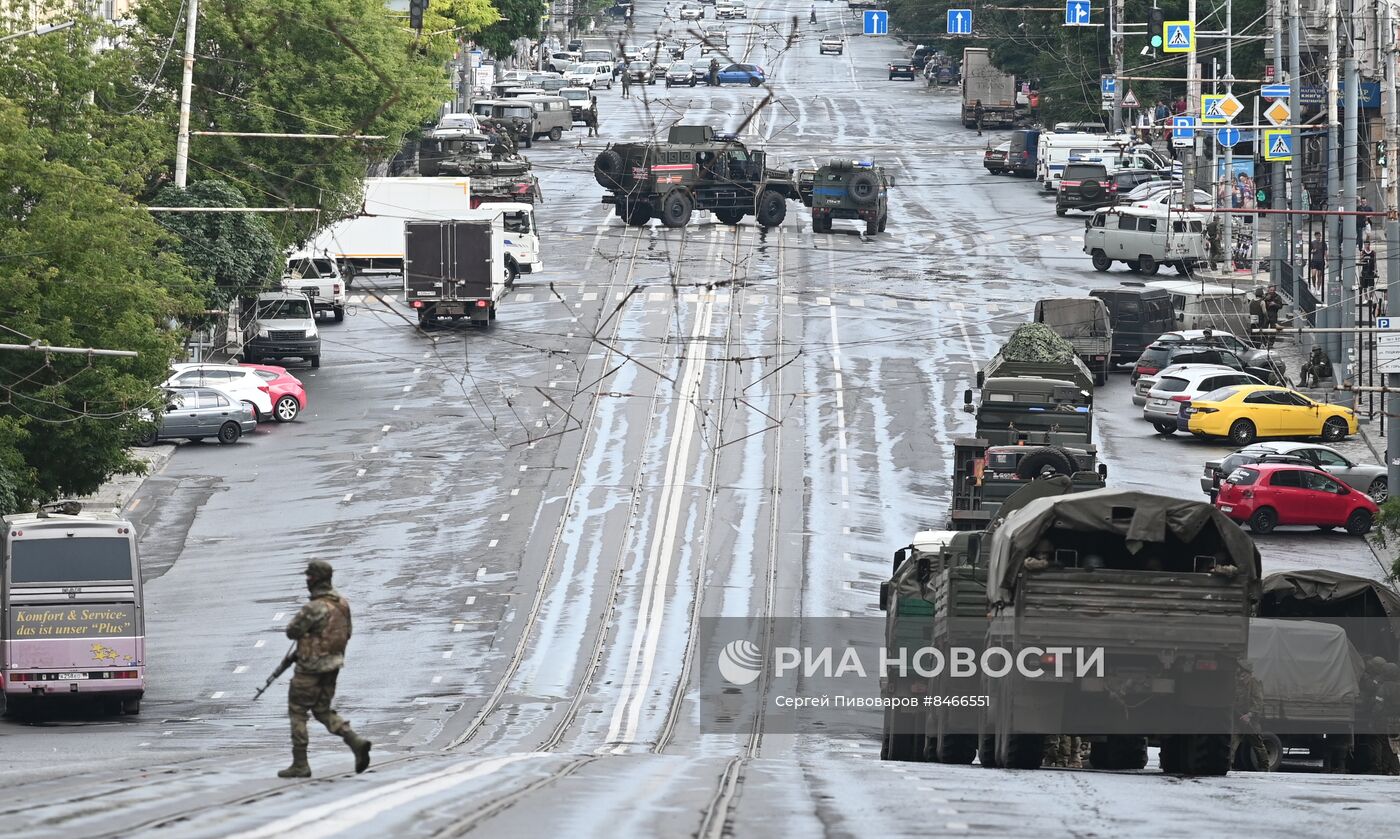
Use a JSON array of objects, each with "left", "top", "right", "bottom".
[{"left": 403, "top": 217, "right": 507, "bottom": 326}]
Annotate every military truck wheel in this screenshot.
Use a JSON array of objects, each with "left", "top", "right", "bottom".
[
  {"left": 755, "top": 190, "right": 786, "bottom": 227},
  {"left": 1137, "top": 254, "right": 1159, "bottom": 276},
  {"left": 847, "top": 171, "right": 880, "bottom": 205},
  {"left": 659, "top": 191, "right": 694, "bottom": 228},
  {"left": 865, "top": 216, "right": 878, "bottom": 235},
  {"left": 811, "top": 213, "right": 830, "bottom": 233},
  {"left": 1159, "top": 735, "right": 1183, "bottom": 773},
  {"left": 1247, "top": 506, "right": 1277, "bottom": 535},
  {"left": 1179, "top": 733, "right": 1232, "bottom": 776},
  {"left": 1090, "top": 250, "right": 1112, "bottom": 272},
  {"left": 938, "top": 734, "right": 978, "bottom": 765},
  {"left": 1001, "top": 734, "right": 1045, "bottom": 770},
  {"left": 886, "top": 730, "right": 922, "bottom": 762},
  {"left": 1014, "top": 446, "right": 1076, "bottom": 479},
  {"left": 878, "top": 212, "right": 887, "bottom": 232},
  {"left": 714, "top": 208, "right": 746, "bottom": 225},
  {"left": 624, "top": 203, "right": 652, "bottom": 226},
  {"left": 1089, "top": 735, "right": 1148, "bottom": 770},
  {"left": 549, "top": 126, "right": 563, "bottom": 141},
  {"left": 1347, "top": 733, "right": 1384, "bottom": 773},
  {"left": 979, "top": 734, "right": 1001, "bottom": 768},
  {"left": 594, "top": 149, "right": 626, "bottom": 188}
]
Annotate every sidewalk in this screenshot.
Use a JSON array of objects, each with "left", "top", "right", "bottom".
[{"left": 71, "top": 444, "right": 175, "bottom": 515}]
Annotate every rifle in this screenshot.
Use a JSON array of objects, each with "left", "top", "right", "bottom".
[{"left": 253, "top": 644, "right": 297, "bottom": 701}]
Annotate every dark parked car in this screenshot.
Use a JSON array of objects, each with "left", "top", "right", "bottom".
[
  {"left": 888, "top": 60, "right": 917, "bottom": 80},
  {"left": 1132, "top": 341, "right": 1282, "bottom": 385},
  {"left": 137, "top": 387, "right": 257, "bottom": 446},
  {"left": 1057, "top": 166, "right": 1162, "bottom": 215},
  {"left": 1005, "top": 129, "right": 1039, "bottom": 176},
  {"left": 983, "top": 142, "right": 1011, "bottom": 174},
  {"left": 1090, "top": 283, "right": 1176, "bottom": 365}
]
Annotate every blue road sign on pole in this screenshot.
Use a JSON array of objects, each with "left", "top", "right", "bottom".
[
  {"left": 1171, "top": 115, "right": 1196, "bottom": 147},
  {"left": 1260, "top": 84, "right": 1291, "bottom": 99},
  {"left": 1064, "top": 0, "right": 1091, "bottom": 25},
  {"left": 863, "top": 10, "right": 889, "bottom": 35},
  {"left": 1216, "top": 127, "right": 1241, "bottom": 148},
  {"left": 946, "top": 8, "right": 972, "bottom": 35},
  {"left": 1100, "top": 75, "right": 1116, "bottom": 96}
]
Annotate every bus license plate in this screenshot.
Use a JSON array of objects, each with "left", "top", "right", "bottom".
[{"left": 57, "top": 672, "right": 88, "bottom": 680}]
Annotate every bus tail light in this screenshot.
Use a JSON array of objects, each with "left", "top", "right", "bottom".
[{"left": 113, "top": 670, "right": 138, "bottom": 679}]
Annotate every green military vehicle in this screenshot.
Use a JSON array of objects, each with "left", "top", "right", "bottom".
[
  {"left": 877, "top": 530, "right": 955, "bottom": 761},
  {"left": 948, "top": 443, "right": 1105, "bottom": 531},
  {"left": 796, "top": 159, "right": 890, "bottom": 235},
  {"left": 983, "top": 489, "right": 1259, "bottom": 775},
  {"left": 594, "top": 125, "right": 800, "bottom": 228}
]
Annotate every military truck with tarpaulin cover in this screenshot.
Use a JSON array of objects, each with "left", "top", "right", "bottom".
[
  {"left": 1255, "top": 569, "right": 1400, "bottom": 773},
  {"left": 594, "top": 125, "right": 800, "bottom": 228},
  {"left": 1033, "top": 297, "right": 1113, "bottom": 386},
  {"left": 796, "top": 159, "right": 890, "bottom": 235},
  {"left": 984, "top": 489, "right": 1260, "bottom": 775},
  {"left": 948, "top": 443, "right": 1105, "bottom": 531}
]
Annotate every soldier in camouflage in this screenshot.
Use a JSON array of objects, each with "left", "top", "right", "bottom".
[
  {"left": 278, "top": 560, "right": 372, "bottom": 778},
  {"left": 1231, "top": 660, "right": 1270, "bottom": 771}
]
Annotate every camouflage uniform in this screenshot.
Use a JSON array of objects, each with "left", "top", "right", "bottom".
[
  {"left": 1043, "top": 735, "right": 1082, "bottom": 768},
  {"left": 278, "top": 561, "right": 371, "bottom": 778},
  {"left": 1231, "top": 661, "right": 1270, "bottom": 771}
]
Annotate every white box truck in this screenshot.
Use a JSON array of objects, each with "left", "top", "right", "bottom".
[
  {"left": 305, "top": 177, "right": 474, "bottom": 279},
  {"left": 961, "top": 48, "right": 1016, "bottom": 129},
  {"left": 403, "top": 217, "right": 507, "bottom": 326}
]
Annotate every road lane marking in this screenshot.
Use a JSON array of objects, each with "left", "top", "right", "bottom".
[
  {"left": 224, "top": 754, "right": 544, "bottom": 839},
  {"left": 343, "top": 493, "right": 354, "bottom": 502},
  {"left": 254, "top": 640, "right": 265, "bottom": 648},
  {"left": 210, "top": 691, "right": 224, "bottom": 699},
  {"left": 402, "top": 385, "right": 412, "bottom": 392},
  {"left": 443, "top": 651, "right": 454, "bottom": 659},
  {"left": 516, "top": 293, "right": 535, "bottom": 302},
  {"left": 488, "top": 540, "right": 499, "bottom": 548},
  {"left": 466, "top": 596, "right": 477, "bottom": 605},
  {"left": 499, "top": 513, "right": 510, "bottom": 522},
  {"left": 234, "top": 665, "right": 248, "bottom": 674},
  {"left": 453, "top": 624, "right": 464, "bottom": 633},
  {"left": 608, "top": 290, "right": 717, "bottom": 750},
  {"left": 273, "top": 612, "right": 285, "bottom": 620},
  {"left": 381, "top": 425, "right": 391, "bottom": 432},
  {"left": 510, "top": 488, "right": 519, "bottom": 496},
  {"left": 432, "top": 675, "right": 443, "bottom": 684},
  {"left": 356, "top": 468, "right": 366, "bottom": 478}
]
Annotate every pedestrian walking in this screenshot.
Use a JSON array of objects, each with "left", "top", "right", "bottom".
[
  {"left": 973, "top": 100, "right": 983, "bottom": 136},
  {"left": 620, "top": 69, "right": 632, "bottom": 98},
  {"left": 709, "top": 57, "right": 720, "bottom": 87},
  {"left": 1308, "top": 231, "right": 1327, "bottom": 292},
  {"left": 587, "top": 94, "right": 599, "bottom": 137},
  {"left": 277, "top": 560, "right": 371, "bottom": 778},
  {"left": 1357, "top": 196, "right": 1374, "bottom": 243}
]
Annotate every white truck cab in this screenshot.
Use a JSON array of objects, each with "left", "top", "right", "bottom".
[{"left": 282, "top": 253, "right": 346, "bottom": 322}]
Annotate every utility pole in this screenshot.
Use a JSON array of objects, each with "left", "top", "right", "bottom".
[
  {"left": 1341, "top": 26, "right": 1360, "bottom": 385},
  {"left": 173, "top": 0, "right": 200, "bottom": 189},
  {"left": 1109, "top": 0, "right": 1124, "bottom": 133},
  {"left": 1290, "top": 0, "right": 1305, "bottom": 312},
  {"left": 1385, "top": 0, "right": 1400, "bottom": 491},
  {"left": 1222, "top": 0, "right": 1234, "bottom": 269},
  {"left": 1270, "top": 0, "right": 1285, "bottom": 295},
  {"left": 1185, "top": 0, "right": 1200, "bottom": 213},
  {"left": 1324, "top": 0, "right": 1341, "bottom": 362}
]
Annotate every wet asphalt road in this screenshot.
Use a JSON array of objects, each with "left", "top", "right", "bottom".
[{"left": 4, "top": 1, "right": 1398, "bottom": 836}]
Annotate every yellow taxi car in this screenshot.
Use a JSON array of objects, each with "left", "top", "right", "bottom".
[{"left": 1178, "top": 384, "right": 1358, "bottom": 446}]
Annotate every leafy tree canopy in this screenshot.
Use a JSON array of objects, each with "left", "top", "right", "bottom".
[{"left": 153, "top": 180, "right": 279, "bottom": 302}]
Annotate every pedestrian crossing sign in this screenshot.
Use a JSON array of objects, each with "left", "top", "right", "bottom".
[
  {"left": 1200, "top": 93, "right": 1242, "bottom": 123},
  {"left": 1163, "top": 21, "right": 1193, "bottom": 53},
  {"left": 1262, "top": 129, "right": 1294, "bottom": 161}
]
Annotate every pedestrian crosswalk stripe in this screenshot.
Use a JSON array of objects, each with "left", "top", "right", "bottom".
[{"left": 515, "top": 293, "right": 534, "bottom": 302}]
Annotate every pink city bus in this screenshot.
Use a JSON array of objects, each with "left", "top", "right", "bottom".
[{"left": 2, "top": 505, "right": 145, "bottom": 715}]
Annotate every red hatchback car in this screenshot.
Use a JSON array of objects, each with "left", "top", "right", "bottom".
[
  {"left": 239, "top": 363, "right": 306, "bottom": 422},
  {"left": 1215, "top": 463, "right": 1378, "bottom": 536}
]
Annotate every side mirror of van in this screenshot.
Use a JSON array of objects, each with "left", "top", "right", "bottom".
[
  {"left": 963, "top": 388, "right": 974, "bottom": 412},
  {"left": 975, "top": 371, "right": 985, "bottom": 388},
  {"left": 1097, "top": 463, "right": 1108, "bottom": 479}
]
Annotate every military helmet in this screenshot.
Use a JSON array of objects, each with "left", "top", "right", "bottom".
[
  {"left": 1383, "top": 662, "right": 1400, "bottom": 680},
  {"left": 305, "top": 560, "right": 334, "bottom": 583}
]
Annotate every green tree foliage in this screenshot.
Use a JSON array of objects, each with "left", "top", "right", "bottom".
[
  {"left": 153, "top": 180, "right": 279, "bottom": 302},
  {"left": 133, "top": 0, "right": 464, "bottom": 248},
  {"left": 1371, "top": 499, "right": 1400, "bottom": 581},
  {"left": 0, "top": 98, "right": 203, "bottom": 513},
  {"left": 885, "top": 0, "right": 1266, "bottom": 124},
  {"left": 476, "top": 0, "right": 545, "bottom": 59}
]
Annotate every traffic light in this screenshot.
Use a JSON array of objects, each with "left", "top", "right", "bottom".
[
  {"left": 1379, "top": 141, "right": 1389, "bottom": 168},
  {"left": 410, "top": 0, "right": 429, "bottom": 31},
  {"left": 1149, "top": 7, "right": 1165, "bottom": 48}
]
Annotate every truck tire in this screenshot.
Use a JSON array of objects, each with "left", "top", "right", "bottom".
[
  {"left": 755, "top": 189, "right": 786, "bottom": 227},
  {"left": 937, "top": 734, "right": 978, "bottom": 765},
  {"left": 1347, "top": 733, "right": 1384, "bottom": 774},
  {"left": 1159, "top": 735, "right": 1183, "bottom": 773},
  {"left": 1091, "top": 250, "right": 1112, "bottom": 272},
  {"left": 878, "top": 211, "right": 887, "bottom": 232},
  {"left": 1014, "top": 446, "right": 1076, "bottom": 479},
  {"left": 659, "top": 190, "right": 693, "bottom": 228},
  {"left": 1089, "top": 735, "right": 1148, "bottom": 770},
  {"left": 333, "top": 306, "right": 344, "bottom": 323},
  {"left": 310, "top": 355, "right": 321, "bottom": 369},
  {"left": 1178, "top": 733, "right": 1232, "bottom": 776},
  {"left": 847, "top": 171, "right": 880, "bottom": 205},
  {"left": 979, "top": 734, "right": 1001, "bottom": 768},
  {"left": 549, "top": 126, "right": 563, "bottom": 141},
  {"left": 1137, "top": 254, "right": 1159, "bottom": 276},
  {"left": 714, "top": 207, "right": 746, "bottom": 225},
  {"left": 1001, "top": 734, "right": 1045, "bottom": 770},
  {"left": 594, "top": 149, "right": 626, "bottom": 188},
  {"left": 812, "top": 212, "right": 830, "bottom": 233},
  {"left": 624, "top": 202, "right": 652, "bottom": 226}
]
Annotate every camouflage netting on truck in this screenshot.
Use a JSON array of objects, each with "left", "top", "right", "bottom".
[{"left": 1000, "top": 323, "right": 1077, "bottom": 365}]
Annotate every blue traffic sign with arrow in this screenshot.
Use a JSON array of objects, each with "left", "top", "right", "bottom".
[
  {"left": 1216, "top": 127, "right": 1241, "bottom": 148},
  {"left": 1064, "top": 0, "right": 1091, "bottom": 25},
  {"left": 863, "top": 10, "right": 888, "bottom": 35},
  {"left": 946, "top": 8, "right": 972, "bottom": 35}
]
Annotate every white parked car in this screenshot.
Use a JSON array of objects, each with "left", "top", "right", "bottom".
[
  {"left": 564, "top": 62, "right": 613, "bottom": 89},
  {"left": 1141, "top": 364, "right": 1266, "bottom": 434},
  {"left": 164, "top": 363, "right": 275, "bottom": 421},
  {"left": 547, "top": 50, "right": 580, "bottom": 73},
  {"left": 679, "top": 4, "right": 703, "bottom": 20}
]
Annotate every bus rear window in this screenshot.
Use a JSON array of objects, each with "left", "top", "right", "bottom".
[{"left": 9, "top": 537, "right": 133, "bottom": 583}]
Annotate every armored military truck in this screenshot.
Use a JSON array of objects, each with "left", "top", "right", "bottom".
[
  {"left": 796, "top": 159, "right": 890, "bottom": 235},
  {"left": 594, "top": 125, "right": 799, "bottom": 228},
  {"left": 983, "top": 489, "right": 1259, "bottom": 775}
]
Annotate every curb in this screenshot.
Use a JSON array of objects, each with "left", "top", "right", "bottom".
[{"left": 72, "top": 445, "right": 176, "bottom": 515}]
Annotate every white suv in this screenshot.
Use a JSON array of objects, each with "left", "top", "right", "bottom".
[
  {"left": 164, "top": 364, "right": 274, "bottom": 421},
  {"left": 1142, "top": 364, "right": 1266, "bottom": 434}
]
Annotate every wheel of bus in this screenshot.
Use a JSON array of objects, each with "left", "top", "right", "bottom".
[
  {"left": 333, "top": 305, "right": 344, "bottom": 323},
  {"left": 755, "top": 189, "right": 787, "bottom": 227},
  {"left": 1137, "top": 254, "right": 1159, "bottom": 276},
  {"left": 549, "top": 126, "right": 563, "bottom": 141},
  {"left": 1152, "top": 421, "right": 1176, "bottom": 435},
  {"left": 1090, "top": 250, "right": 1112, "bottom": 272},
  {"left": 218, "top": 421, "right": 242, "bottom": 445},
  {"left": 659, "top": 190, "right": 693, "bottom": 228},
  {"left": 122, "top": 697, "right": 141, "bottom": 715},
  {"left": 714, "top": 207, "right": 746, "bottom": 225}
]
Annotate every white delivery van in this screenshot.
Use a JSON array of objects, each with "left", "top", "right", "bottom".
[
  {"left": 1083, "top": 206, "right": 1211, "bottom": 276},
  {"left": 1146, "top": 279, "right": 1255, "bottom": 334}
]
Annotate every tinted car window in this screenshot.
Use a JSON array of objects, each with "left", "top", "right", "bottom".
[
  {"left": 1312, "top": 449, "right": 1348, "bottom": 467},
  {"left": 252, "top": 369, "right": 279, "bottom": 382},
  {"left": 1169, "top": 349, "right": 1220, "bottom": 366},
  {"left": 1303, "top": 471, "right": 1345, "bottom": 492},
  {"left": 1117, "top": 215, "right": 1138, "bottom": 231},
  {"left": 1064, "top": 164, "right": 1107, "bottom": 180},
  {"left": 1270, "top": 470, "right": 1304, "bottom": 488},
  {"left": 1155, "top": 376, "right": 1190, "bottom": 393},
  {"left": 1198, "top": 386, "right": 1241, "bottom": 403},
  {"left": 1243, "top": 392, "right": 1276, "bottom": 404},
  {"left": 1137, "top": 346, "right": 1170, "bottom": 367},
  {"left": 1226, "top": 467, "right": 1260, "bottom": 485}
]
